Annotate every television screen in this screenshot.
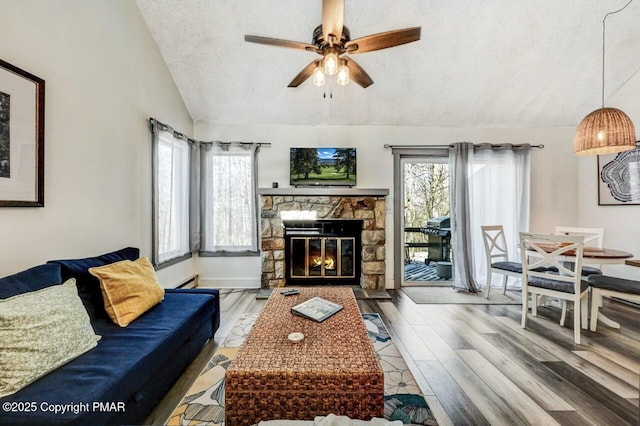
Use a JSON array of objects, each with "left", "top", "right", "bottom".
[{"left": 290, "top": 148, "right": 356, "bottom": 187}]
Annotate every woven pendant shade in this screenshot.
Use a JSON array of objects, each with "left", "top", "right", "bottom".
[{"left": 574, "top": 107, "right": 636, "bottom": 155}]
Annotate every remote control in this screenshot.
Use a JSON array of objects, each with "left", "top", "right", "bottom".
[{"left": 280, "top": 289, "right": 300, "bottom": 296}]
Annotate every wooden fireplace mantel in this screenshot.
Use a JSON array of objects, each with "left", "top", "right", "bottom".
[{"left": 258, "top": 188, "right": 389, "bottom": 197}]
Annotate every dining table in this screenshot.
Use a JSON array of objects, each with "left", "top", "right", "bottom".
[
  {"left": 525, "top": 243, "right": 634, "bottom": 329},
  {"left": 528, "top": 243, "right": 633, "bottom": 265}
]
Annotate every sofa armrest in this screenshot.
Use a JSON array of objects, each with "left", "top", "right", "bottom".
[{"left": 165, "top": 288, "right": 220, "bottom": 335}]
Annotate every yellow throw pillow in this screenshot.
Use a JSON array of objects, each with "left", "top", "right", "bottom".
[{"left": 89, "top": 257, "right": 164, "bottom": 327}]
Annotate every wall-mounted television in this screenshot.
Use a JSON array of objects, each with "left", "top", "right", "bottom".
[{"left": 290, "top": 148, "right": 356, "bottom": 187}]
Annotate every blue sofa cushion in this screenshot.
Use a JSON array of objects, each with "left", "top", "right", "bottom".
[
  {"left": 167, "top": 288, "right": 221, "bottom": 334},
  {"left": 587, "top": 275, "right": 640, "bottom": 295},
  {"left": 0, "top": 264, "right": 62, "bottom": 299},
  {"left": 47, "top": 247, "right": 139, "bottom": 319},
  {"left": 0, "top": 292, "right": 215, "bottom": 426}
]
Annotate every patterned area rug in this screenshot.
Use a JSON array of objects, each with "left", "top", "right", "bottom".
[{"left": 166, "top": 313, "right": 437, "bottom": 425}]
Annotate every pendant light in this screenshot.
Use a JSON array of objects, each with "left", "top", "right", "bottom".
[{"left": 574, "top": 0, "right": 636, "bottom": 155}]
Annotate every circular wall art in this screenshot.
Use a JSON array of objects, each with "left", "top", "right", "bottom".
[{"left": 598, "top": 143, "right": 640, "bottom": 205}]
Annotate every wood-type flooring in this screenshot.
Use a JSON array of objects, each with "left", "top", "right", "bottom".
[{"left": 148, "top": 288, "right": 640, "bottom": 426}]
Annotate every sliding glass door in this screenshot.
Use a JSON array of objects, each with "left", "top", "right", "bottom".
[
  {"left": 400, "top": 157, "right": 452, "bottom": 286},
  {"left": 392, "top": 143, "right": 533, "bottom": 291}
]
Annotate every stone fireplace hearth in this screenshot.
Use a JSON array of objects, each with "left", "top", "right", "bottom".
[{"left": 259, "top": 189, "right": 388, "bottom": 291}]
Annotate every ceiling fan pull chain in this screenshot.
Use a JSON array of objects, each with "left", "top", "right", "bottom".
[{"left": 322, "top": 89, "right": 333, "bottom": 99}]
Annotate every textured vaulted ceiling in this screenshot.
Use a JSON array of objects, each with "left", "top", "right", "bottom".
[{"left": 135, "top": 0, "right": 640, "bottom": 127}]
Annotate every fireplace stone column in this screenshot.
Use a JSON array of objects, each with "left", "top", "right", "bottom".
[{"left": 259, "top": 190, "right": 388, "bottom": 291}]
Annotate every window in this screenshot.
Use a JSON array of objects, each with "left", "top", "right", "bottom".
[
  {"left": 150, "top": 119, "right": 260, "bottom": 262},
  {"left": 152, "top": 123, "right": 191, "bottom": 266},
  {"left": 201, "top": 143, "right": 258, "bottom": 254}
]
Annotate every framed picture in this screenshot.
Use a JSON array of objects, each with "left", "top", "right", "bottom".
[
  {"left": 597, "top": 142, "right": 640, "bottom": 206},
  {"left": 0, "top": 59, "right": 45, "bottom": 207}
]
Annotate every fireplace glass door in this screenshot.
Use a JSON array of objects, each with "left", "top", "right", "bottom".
[{"left": 290, "top": 237, "right": 356, "bottom": 279}]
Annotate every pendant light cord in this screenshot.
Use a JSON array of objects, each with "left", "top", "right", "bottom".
[{"left": 602, "top": 0, "right": 634, "bottom": 107}]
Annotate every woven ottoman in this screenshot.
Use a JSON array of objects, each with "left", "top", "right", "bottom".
[{"left": 225, "top": 287, "right": 384, "bottom": 426}]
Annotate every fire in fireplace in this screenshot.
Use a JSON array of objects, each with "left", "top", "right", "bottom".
[
  {"left": 284, "top": 220, "right": 362, "bottom": 285},
  {"left": 291, "top": 236, "right": 354, "bottom": 278}
]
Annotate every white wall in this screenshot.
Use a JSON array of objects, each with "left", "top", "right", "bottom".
[
  {"left": 0, "top": 0, "right": 196, "bottom": 287},
  {"left": 195, "top": 122, "right": 578, "bottom": 288},
  {"left": 578, "top": 70, "right": 640, "bottom": 280}
]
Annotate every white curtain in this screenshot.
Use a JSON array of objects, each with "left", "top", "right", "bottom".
[
  {"left": 153, "top": 126, "right": 191, "bottom": 264},
  {"left": 450, "top": 143, "right": 531, "bottom": 291},
  {"left": 201, "top": 143, "right": 258, "bottom": 253}
]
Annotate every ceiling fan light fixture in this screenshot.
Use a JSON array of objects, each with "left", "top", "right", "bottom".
[
  {"left": 312, "top": 66, "right": 326, "bottom": 87},
  {"left": 244, "top": 0, "right": 421, "bottom": 89},
  {"left": 323, "top": 51, "right": 339, "bottom": 76},
  {"left": 336, "top": 62, "right": 349, "bottom": 86}
]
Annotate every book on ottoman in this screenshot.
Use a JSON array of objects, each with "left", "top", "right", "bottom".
[{"left": 291, "top": 296, "right": 343, "bottom": 322}]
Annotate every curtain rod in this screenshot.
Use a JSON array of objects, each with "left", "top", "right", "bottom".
[
  {"left": 149, "top": 118, "right": 270, "bottom": 147},
  {"left": 384, "top": 143, "right": 544, "bottom": 149},
  {"left": 201, "top": 141, "right": 272, "bottom": 147}
]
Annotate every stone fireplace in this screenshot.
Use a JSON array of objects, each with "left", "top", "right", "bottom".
[{"left": 259, "top": 189, "right": 388, "bottom": 290}]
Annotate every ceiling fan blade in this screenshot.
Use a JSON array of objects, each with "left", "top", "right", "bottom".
[
  {"left": 288, "top": 59, "right": 322, "bottom": 87},
  {"left": 345, "top": 27, "right": 421, "bottom": 54},
  {"left": 344, "top": 57, "right": 373, "bottom": 88},
  {"left": 322, "top": 0, "right": 344, "bottom": 45},
  {"left": 245, "top": 35, "right": 319, "bottom": 52}
]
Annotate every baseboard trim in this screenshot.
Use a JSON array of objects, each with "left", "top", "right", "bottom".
[
  {"left": 199, "top": 278, "right": 260, "bottom": 288},
  {"left": 176, "top": 274, "right": 199, "bottom": 289}
]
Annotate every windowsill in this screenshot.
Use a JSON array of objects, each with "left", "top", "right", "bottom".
[
  {"left": 198, "top": 250, "right": 260, "bottom": 257},
  {"left": 154, "top": 252, "right": 193, "bottom": 270}
]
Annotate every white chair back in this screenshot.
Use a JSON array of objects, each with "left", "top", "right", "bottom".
[
  {"left": 554, "top": 226, "right": 604, "bottom": 248},
  {"left": 521, "top": 233, "right": 585, "bottom": 283},
  {"left": 481, "top": 225, "right": 520, "bottom": 298},
  {"left": 481, "top": 225, "right": 509, "bottom": 264}
]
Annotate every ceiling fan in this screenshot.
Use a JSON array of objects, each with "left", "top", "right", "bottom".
[{"left": 244, "top": 0, "right": 421, "bottom": 88}]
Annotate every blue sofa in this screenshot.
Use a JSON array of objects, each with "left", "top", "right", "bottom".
[{"left": 0, "top": 248, "right": 220, "bottom": 426}]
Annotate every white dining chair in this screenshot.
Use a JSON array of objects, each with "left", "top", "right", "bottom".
[
  {"left": 519, "top": 232, "right": 589, "bottom": 345},
  {"left": 481, "top": 225, "right": 522, "bottom": 298},
  {"left": 553, "top": 226, "right": 604, "bottom": 325},
  {"left": 554, "top": 226, "right": 604, "bottom": 248}
]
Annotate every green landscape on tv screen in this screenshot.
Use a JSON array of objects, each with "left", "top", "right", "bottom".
[{"left": 290, "top": 147, "right": 356, "bottom": 187}]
